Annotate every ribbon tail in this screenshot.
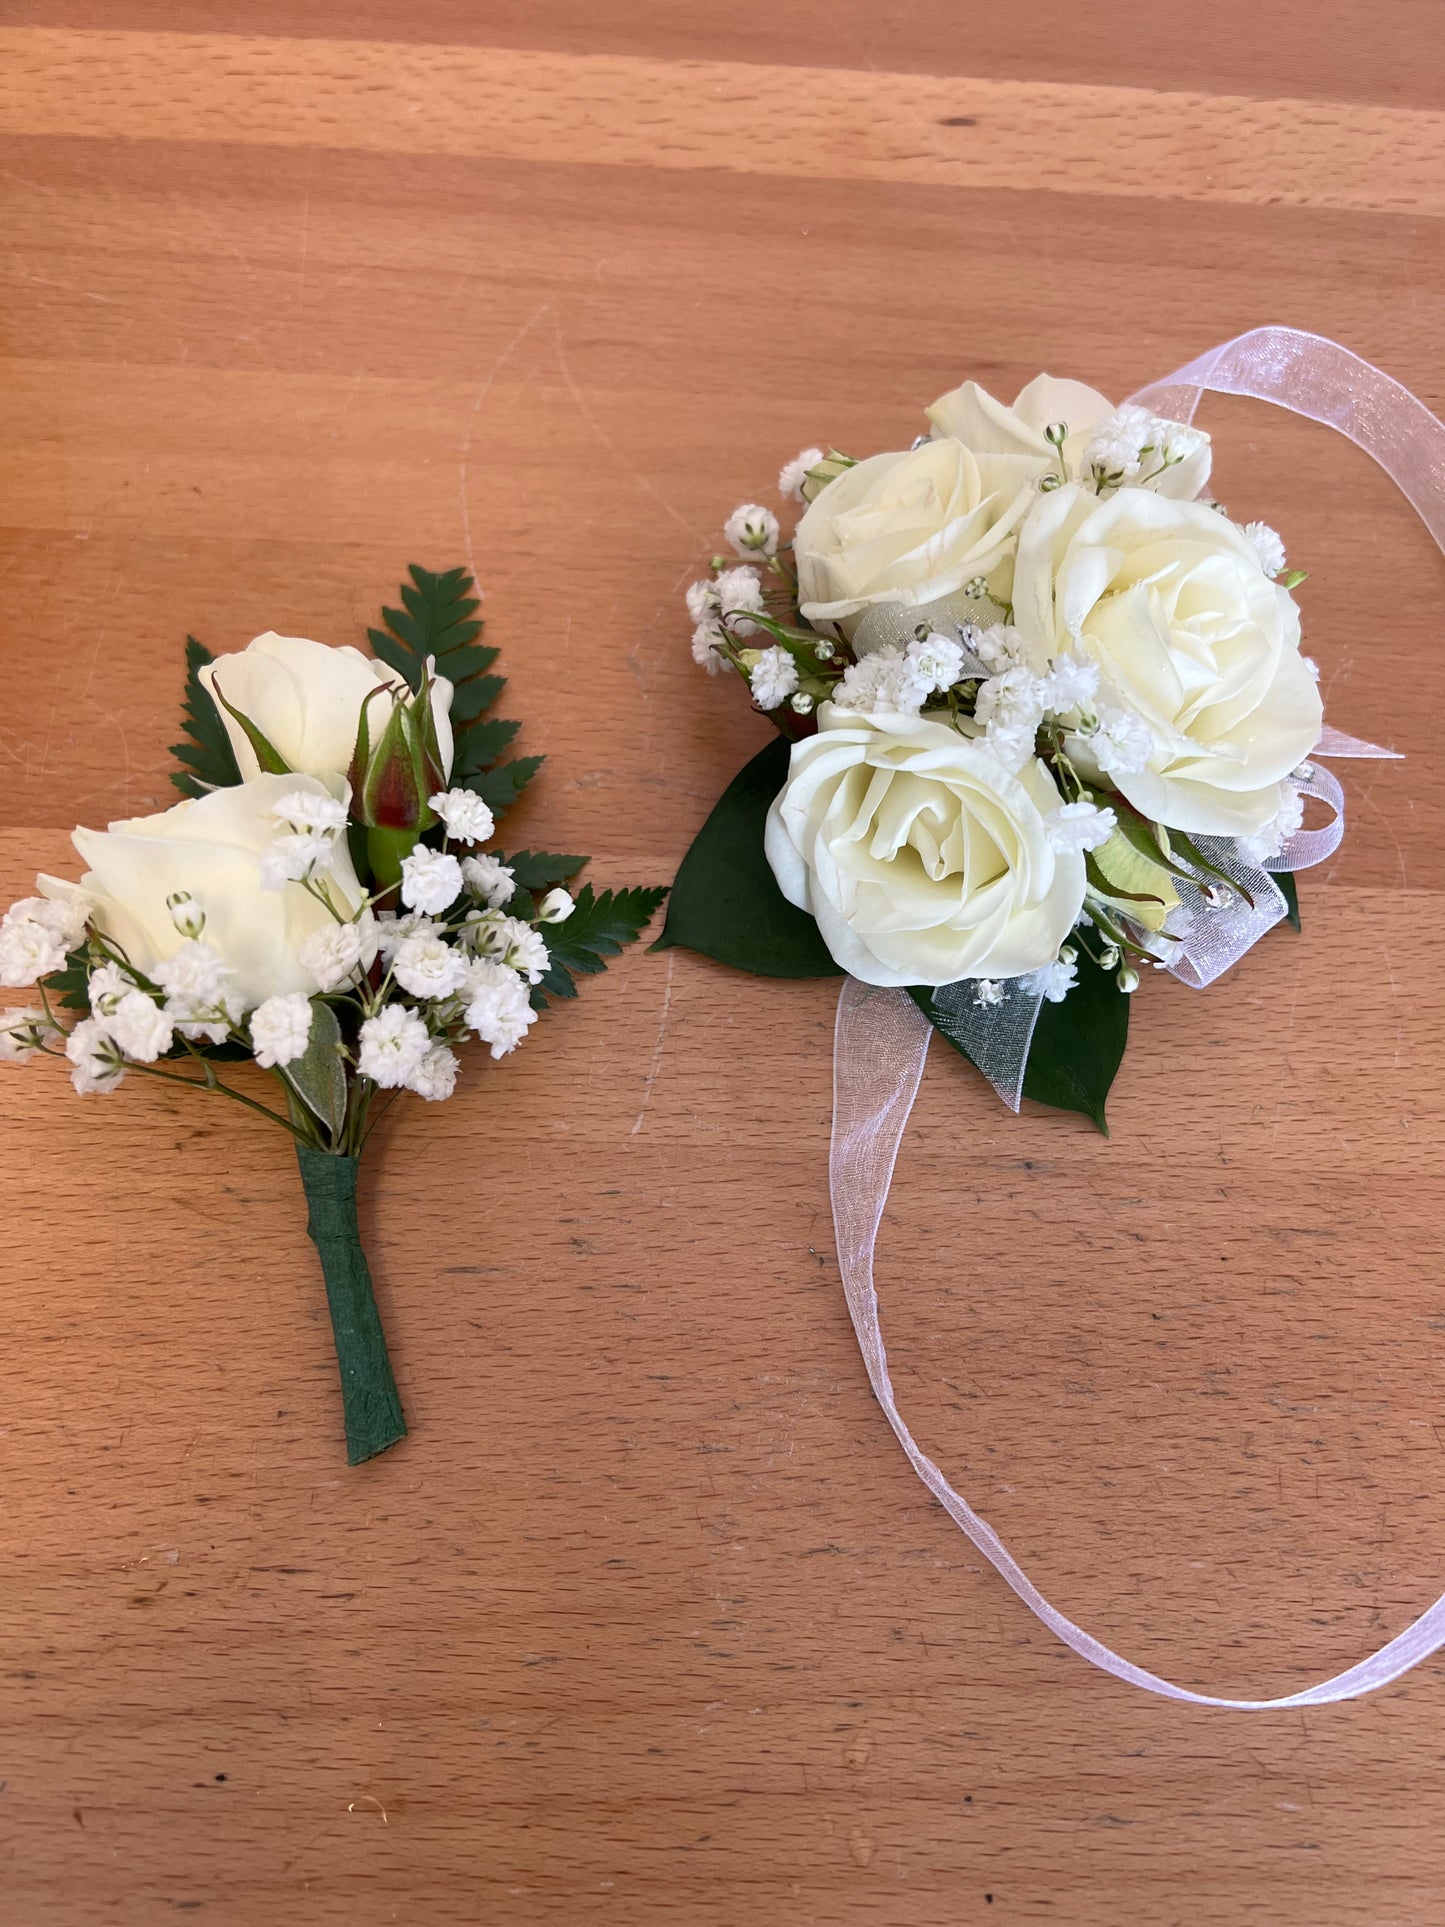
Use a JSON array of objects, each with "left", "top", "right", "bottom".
[{"left": 829, "top": 980, "right": 1445, "bottom": 1707}]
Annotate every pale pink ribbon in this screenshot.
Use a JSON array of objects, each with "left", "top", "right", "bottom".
[{"left": 831, "top": 330, "right": 1445, "bottom": 1705}]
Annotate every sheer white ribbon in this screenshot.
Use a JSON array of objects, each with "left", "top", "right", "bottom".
[{"left": 831, "top": 330, "right": 1445, "bottom": 1705}]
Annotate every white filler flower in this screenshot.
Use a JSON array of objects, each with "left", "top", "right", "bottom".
[
  {"left": 357, "top": 1005, "right": 431, "bottom": 1088},
  {"left": 400, "top": 846, "right": 464, "bottom": 915},
  {"left": 249, "top": 992, "right": 315, "bottom": 1069},
  {"left": 429, "top": 790, "right": 496, "bottom": 845}
]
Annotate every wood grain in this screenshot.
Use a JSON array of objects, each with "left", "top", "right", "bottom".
[
  {"left": 1, "top": 5, "right": 1443, "bottom": 1923},
  {"left": 2, "top": 28, "right": 1442, "bottom": 213}
]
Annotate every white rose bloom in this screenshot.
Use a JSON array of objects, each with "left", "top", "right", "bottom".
[
  {"left": 764, "top": 706, "right": 1087, "bottom": 988},
  {"left": 794, "top": 438, "right": 1039, "bottom": 636},
  {"left": 1011, "top": 483, "right": 1322, "bottom": 836},
  {"left": 42, "top": 774, "right": 371, "bottom": 1013},
  {"left": 199, "top": 632, "right": 454, "bottom": 782},
  {"left": 926, "top": 373, "right": 1212, "bottom": 502}
]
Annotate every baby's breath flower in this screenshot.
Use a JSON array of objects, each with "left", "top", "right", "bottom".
[
  {"left": 376, "top": 911, "right": 442, "bottom": 960},
  {"left": 724, "top": 502, "right": 780, "bottom": 557},
  {"left": 88, "top": 961, "right": 132, "bottom": 1019},
  {"left": 691, "top": 621, "right": 728, "bottom": 672},
  {"left": 65, "top": 1017, "right": 126, "bottom": 1094},
  {"left": 460, "top": 855, "right": 516, "bottom": 910},
  {"left": 249, "top": 992, "right": 314, "bottom": 1069},
  {"left": 6, "top": 893, "right": 89, "bottom": 949},
  {"left": 406, "top": 1042, "right": 459, "bottom": 1101},
  {"left": 106, "top": 989, "right": 173, "bottom": 1063},
  {"left": 1046, "top": 801, "right": 1117, "bottom": 856},
  {"left": 1039, "top": 652, "right": 1100, "bottom": 716},
  {"left": 392, "top": 932, "right": 468, "bottom": 1000},
  {"left": 1029, "top": 956, "right": 1079, "bottom": 1004},
  {"left": 1238, "top": 788, "right": 1305, "bottom": 864},
  {"left": 905, "top": 630, "right": 966, "bottom": 694},
  {"left": 0, "top": 915, "right": 67, "bottom": 987},
  {"left": 356, "top": 1004, "right": 430, "bottom": 1088},
  {"left": 535, "top": 888, "right": 574, "bottom": 924},
  {"left": 429, "top": 790, "right": 495, "bottom": 845},
  {"left": 298, "top": 918, "right": 368, "bottom": 993},
  {"left": 748, "top": 646, "right": 800, "bottom": 711},
  {"left": 462, "top": 958, "right": 536, "bottom": 1059},
  {"left": 153, "top": 941, "right": 233, "bottom": 1022},
  {"left": 715, "top": 566, "right": 766, "bottom": 637},
  {"left": 399, "top": 846, "right": 463, "bottom": 915},
  {"left": 1083, "top": 708, "right": 1154, "bottom": 778},
  {"left": 778, "top": 447, "right": 825, "bottom": 501},
  {"left": 272, "top": 790, "right": 348, "bottom": 833},
  {"left": 260, "top": 831, "right": 333, "bottom": 891},
  {"left": 1242, "top": 520, "right": 1287, "bottom": 577},
  {"left": 0, "top": 1006, "right": 51, "bottom": 1064}
]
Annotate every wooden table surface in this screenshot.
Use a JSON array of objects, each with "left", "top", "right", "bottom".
[{"left": 2, "top": 6, "right": 1443, "bottom": 1922}]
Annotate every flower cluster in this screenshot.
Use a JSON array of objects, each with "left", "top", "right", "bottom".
[
  {"left": 685, "top": 372, "right": 1321, "bottom": 997},
  {"left": 0, "top": 576, "right": 660, "bottom": 1161}
]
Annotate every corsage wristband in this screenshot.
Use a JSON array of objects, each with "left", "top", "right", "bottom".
[{"left": 661, "top": 329, "right": 1444, "bottom": 1706}]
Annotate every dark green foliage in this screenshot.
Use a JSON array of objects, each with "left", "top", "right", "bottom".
[
  {"left": 500, "top": 851, "right": 590, "bottom": 892},
  {"left": 653, "top": 736, "right": 842, "bottom": 977},
  {"left": 170, "top": 638, "right": 242, "bottom": 797},
  {"left": 1277, "top": 871, "right": 1302, "bottom": 931},
  {"left": 910, "top": 948, "right": 1130, "bottom": 1134},
  {"left": 369, "top": 565, "right": 537, "bottom": 817},
  {"left": 533, "top": 885, "right": 669, "bottom": 1009}
]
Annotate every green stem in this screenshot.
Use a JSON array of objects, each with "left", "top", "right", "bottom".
[{"left": 296, "top": 1146, "right": 407, "bottom": 1465}]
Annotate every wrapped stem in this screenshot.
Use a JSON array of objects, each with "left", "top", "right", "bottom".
[{"left": 295, "top": 1146, "right": 407, "bottom": 1464}]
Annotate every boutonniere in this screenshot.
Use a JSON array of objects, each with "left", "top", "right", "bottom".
[
  {"left": 655, "top": 329, "right": 1442, "bottom": 1709},
  {"left": 1, "top": 566, "right": 665, "bottom": 1464}
]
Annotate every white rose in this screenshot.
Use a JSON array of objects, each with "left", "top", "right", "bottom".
[
  {"left": 1011, "top": 484, "right": 1322, "bottom": 836},
  {"left": 926, "top": 373, "right": 1212, "bottom": 501},
  {"left": 793, "top": 439, "right": 1041, "bottom": 636},
  {"left": 42, "top": 774, "right": 373, "bottom": 1012},
  {"left": 199, "top": 632, "right": 454, "bottom": 782},
  {"left": 764, "top": 706, "right": 1086, "bottom": 988}
]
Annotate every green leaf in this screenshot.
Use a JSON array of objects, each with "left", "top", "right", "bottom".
[
  {"left": 471, "top": 755, "right": 544, "bottom": 816},
  {"left": 208, "top": 679, "right": 293, "bottom": 776},
  {"left": 500, "top": 850, "right": 590, "bottom": 891},
  {"left": 1277, "top": 870, "right": 1302, "bottom": 931},
  {"left": 451, "top": 713, "right": 519, "bottom": 772},
  {"left": 533, "top": 883, "right": 669, "bottom": 1009},
  {"left": 910, "top": 948, "right": 1130, "bottom": 1133},
  {"left": 652, "top": 737, "right": 842, "bottom": 978},
  {"left": 44, "top": 945, "right": 92, "bottom": 1014},
  {"left": 170, "top": 638, "right": 243, "bottom": 798},
  {"left": 369, "top": 565, "right": 532, "bottom": 811},
  {"left": 279, "top": 999, "right": 348, "bottom": 1143}
]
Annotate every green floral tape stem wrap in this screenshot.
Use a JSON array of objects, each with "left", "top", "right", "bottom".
[{"left": 295, "top": 1145, "right": 406, "bottom": 1465}]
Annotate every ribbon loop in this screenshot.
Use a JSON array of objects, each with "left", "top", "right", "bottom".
[{"left": 828, "top": 330, "right": 1445, "bottom": 1704}]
